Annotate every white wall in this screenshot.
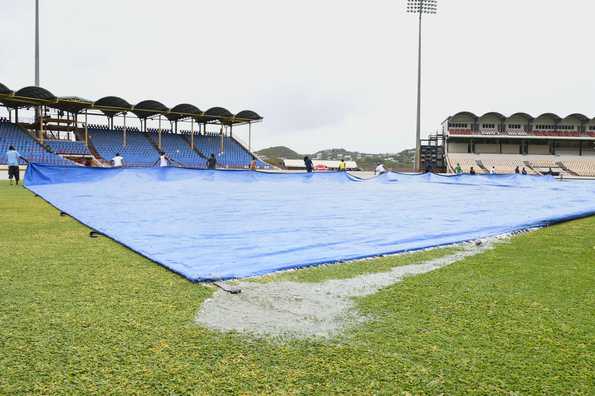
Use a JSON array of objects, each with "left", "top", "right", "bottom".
[
  {"left": 528, "top": 144, "right": 550, "bottom": 154},
  {"left": 447, "top": 142, "right": 469, "bottom": 153},
  {"left": 475, "top": 144, "right": 500, "bottom": 154},
  {"left": 501, "top": 144, "right": 520, "bottom": 154}
]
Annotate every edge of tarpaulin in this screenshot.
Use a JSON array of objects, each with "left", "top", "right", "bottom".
[{"left": 24, "top": 166, "right": 195, "bottom": 282}]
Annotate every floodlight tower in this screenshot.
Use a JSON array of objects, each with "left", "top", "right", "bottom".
[
  {"left": 35, "top": 0, "right": 40, "bottom": 86},
  {"left": 407, "top": 0, "right": 437, "bottom": 172}
]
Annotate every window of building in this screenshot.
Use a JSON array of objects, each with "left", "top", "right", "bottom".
[
  {"left": 507, "top": 124, "right": 521, "bottom": 129},
  {"left": 448, "top": 122, "right": 468, "bottom": 128},
  {"left": 535, "top": 124, "right": 555, "bottom": 130},
  {"left": 481, "top": 123, "right": 496, "bottom": 129}
]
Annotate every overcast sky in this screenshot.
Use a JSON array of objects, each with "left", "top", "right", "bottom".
[{"left": 1, "top": 0, "right": 594, "bottom": 153}]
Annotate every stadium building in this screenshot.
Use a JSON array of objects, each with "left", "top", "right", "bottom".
[
  {"left": 0, "top": 82, "right": 271, "bottom": 171},
  {"left": 421, "top": 111, "right": 595, "bottom": 176}
]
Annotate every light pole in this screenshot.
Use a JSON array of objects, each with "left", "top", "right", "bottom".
[
  {"left": 35, "top": 0, "right": 40, "bottom": 86},
  {"left": 407, "top": 0, "right": 437, "bottom": 171}
]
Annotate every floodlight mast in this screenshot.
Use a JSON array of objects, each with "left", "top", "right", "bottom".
[
  {"left": 35, "top": 0, "right": 40, "bottom": 86},
  {"left": 407, "top": 0, "right": 437, "bottom": 172}
]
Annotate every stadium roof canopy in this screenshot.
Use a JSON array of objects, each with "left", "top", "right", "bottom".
[
  {"left": 94, "top": 96, "right": 132, "bottom": 117},
  {"left": 451, "top": 111, "right": 478, "bottom": 120},
  {"left": 480, "top": 112, "right": 506, "bottom": 120},
  {"left": 205, "top": 106, "right": 233, "bottom": 123},
  {"left": 16, "top": 86, "right": 56, "bottom": 101},
  {"left": 0, "top": 84, "right": 263, "bottom": 124},
  {"left": 167, "top": 103, "right": 201, "bottom": 121},
  {"left": 1, "top": 85, "right": 57, "bottom": 108},
  {"left": 508, "top": 112, "right": 534, "bottom": 121},
  {"left": 447, "top": 112, "right": 593, "bottom": 123},
  {"left": 535, "top": 113, "right": 562, "bottom": 122},
  {"left": 133, "top": 100, "right": 169, "bottom": 118},
  {"left": 235, "top": 110, "right": 263, "bottom": 122},
  {"left": 53, "top": 96, "right": 93, "bottom": 114},
  {"left": 563, "top": 113, "right": 589, "bottom": 123},
  {"left": 0, "top": 82, "right": 13, "bottom": 95}
]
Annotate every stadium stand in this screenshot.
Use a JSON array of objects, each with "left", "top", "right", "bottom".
[
  {"left": 147, "top": 129, "right": 206, "bottom": 167},
  {"left": 441, "top": 112, "right": 595, "bottom": 176},
  {"left": 45, "top": 139, "right": 91, "bottom": 155},
  {"left": 1, "top": 83, "right": 270, "bottom": 170},
  {"left": 87, "top": 125, "right": 159, "bottom": 167},
  {"left": 192, "top": 132, "right": 259, "bottom": 168},
  {"left": 0, "top": 120, "right": 75, "bottom": 165},
  {"left": 563, "top": 158, "right": 595, "bottom": 177},
  {"left": 445, "top": 153, "right": 595, "bottom": 176}
]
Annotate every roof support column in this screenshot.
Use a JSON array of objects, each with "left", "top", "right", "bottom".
[
  {"left": 84, "top": 110, "right": 88, "bottom": 148},
  {"left": 190, "top": 119, "right": 194, "bottom": 150},
  {"left": 158, "top": 115, "right": 162, "bottom": 150},
  {"left": 123, "top": 112, "right": 127, "bottom": 147},
  {"left": 248, "top": 122, "right": 252, "bottom": 153},
  {"left": 220, "top": 125, "right": 224, "bottom": 154},
  {"left": 39, "top": 106, "right": 45, "bottom": 144},
  {"left": 15, "top": 108, "right": 19, "bottom": 124}
]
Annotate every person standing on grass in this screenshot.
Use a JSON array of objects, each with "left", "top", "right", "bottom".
[
  {"left": 6, "top": 146, "right": 28, "bottom": 186},
  {"left": 112, "top": 153, "right": 124, "bottom": 168},
  {"left": 338, "top": 159, "right": 347, "bottom": 172}
]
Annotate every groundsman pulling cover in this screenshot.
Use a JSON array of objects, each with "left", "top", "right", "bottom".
[{"left": 25, "top": 164, "right": 595, "bottom": 282}]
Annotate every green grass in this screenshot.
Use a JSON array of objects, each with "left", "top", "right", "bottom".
[{"left": 1, "top": 181, "right": 593, "bottom": 394}]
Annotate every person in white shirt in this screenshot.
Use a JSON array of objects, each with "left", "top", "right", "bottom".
[
  {"left": 159, "top": 152, "right": 169, "bottom": 167},
  {"left": 112, "top": 153, "right": 124, "bottom": 168},
  {"left": 375, "top": 163, "right": 387, "bottom": 175},
  {"left": 489, "top": 166, "right": 496, "bottom": 175}
]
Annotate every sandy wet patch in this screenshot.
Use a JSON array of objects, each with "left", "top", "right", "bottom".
[{"left": 197, "top": 238, "right": 505, "bottom": 339}]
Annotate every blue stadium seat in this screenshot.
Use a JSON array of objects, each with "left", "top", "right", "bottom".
[
  {"left": 88, "top": 126, "right": 159, "bottom": 167},
  {"left": 192, "top": 133, "right": 269, "bottom": 168},
  {"left": 148, "top": 129, "right": 206, "bottom": 168},
  {"left": 0, "top": 120, "right": 75, "bottom": 166},
  {"left": 46, "top": 139, "right": 91, "bottom": 155}
]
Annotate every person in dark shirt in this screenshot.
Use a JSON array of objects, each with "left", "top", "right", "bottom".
[
  {"left": 515, "top": 166, "right": 520, "bottom": 174},
  {"left": 207, "top": 153, "right": 217, "bottom": 169},
  {"left": 469, "top": 166, "right": 476, "bottom": 175},
  {"left": 521, "top": 167, "right": 528, "bottom": 175},
  {"left": 304, "top": 156, "right": 314, "bottom": 173}
]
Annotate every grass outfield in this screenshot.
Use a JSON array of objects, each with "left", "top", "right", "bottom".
[{"left": 1, "top": 181, "right": 594, "bottom": 394}]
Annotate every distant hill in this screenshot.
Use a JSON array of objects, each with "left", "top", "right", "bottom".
[
  {"left": 256, "top": 146, "right": 302, "bottom": 160},
  {"left": 311, "top": 148, "right": 415, "bottom": 171},
  {"left": 256, "top": 146, "right": 415, "bottom": 171}
]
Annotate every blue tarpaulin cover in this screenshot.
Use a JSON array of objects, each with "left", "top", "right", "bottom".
[{"left": 25, "top": 164, "right": 595, "bottom": 282}]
